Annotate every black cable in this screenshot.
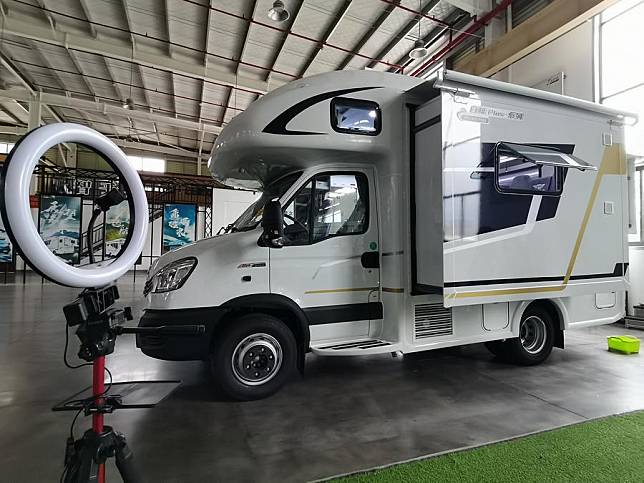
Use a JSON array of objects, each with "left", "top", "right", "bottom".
[
  {"left": 63, "top": 323, "right": 91, "bottom": 370},
  {"left": 69, "top": 407, "right": 83, "bottom": 440}
]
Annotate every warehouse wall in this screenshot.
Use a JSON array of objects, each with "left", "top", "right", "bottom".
[{"left": 496, "top": 21, "right": 594, "bottom": 101}]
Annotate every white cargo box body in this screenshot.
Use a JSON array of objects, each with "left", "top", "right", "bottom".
[{"left": 411, "top": 72, "right": 630, "bottom": 308}]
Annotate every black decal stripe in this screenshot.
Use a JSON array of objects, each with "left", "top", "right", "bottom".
[
  {"left": 263, "top": 87, "right": 378, "bottom": 135},
  {"left": 444, "top": 143, "right": 575, "bottom": 241},
  {"left": 303, "top": 302, "right": 383, "bottom": 325},
  {"left": 445, "top": 263, "right": 628, "bottom": 288}
]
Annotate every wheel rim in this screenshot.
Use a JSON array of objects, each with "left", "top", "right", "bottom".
[
  {"left": 232, "top": 333, "right": 283, "bottom": 386},
  {"left": 520, "top": 315, "right": 547, "bottom": 355}
]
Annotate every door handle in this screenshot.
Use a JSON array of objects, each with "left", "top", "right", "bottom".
[{"left": 361, "top": 251, "right": 379, "bottom": 269}]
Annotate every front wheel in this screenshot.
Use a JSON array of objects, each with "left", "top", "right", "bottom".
[{"left": 210, "top": 313, "right": 297, "bottom": 401}]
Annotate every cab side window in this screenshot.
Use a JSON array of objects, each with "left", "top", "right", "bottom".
[{"left": 282, "top": 173, "right": 369, "bottom": 245}]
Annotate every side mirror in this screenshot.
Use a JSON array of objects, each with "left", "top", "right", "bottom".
[{"left": 261, "top": 200, "right": 284, "bottom": 248}]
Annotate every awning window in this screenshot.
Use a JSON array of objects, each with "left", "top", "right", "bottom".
[{"left": 500, "top": 142, "right": 597, "bottom": 171}]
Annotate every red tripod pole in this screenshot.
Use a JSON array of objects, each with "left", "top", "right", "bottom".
[{"left": 92, "top": 355, "right": 106, "bottom": 483}]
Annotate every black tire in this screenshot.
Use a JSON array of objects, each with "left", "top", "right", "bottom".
[
  {"left": 210, "top": 313, "right": 297, "bottom": 401},
  {"left": 504, "top": 305, "right": 555, "bottom": 366}
]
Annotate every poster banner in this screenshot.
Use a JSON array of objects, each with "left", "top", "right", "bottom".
[
  {"left": 39, "top": 195, "right": 82, "bottom": 264},
  {"left": 162, "top": 203, "right": 196, "bottom": 253},
  {"left": 105, "top": 200, "right": 130, "bottom": 259},
  {"left": 0, "top": 214, "right": 13, "bottom": 264}
]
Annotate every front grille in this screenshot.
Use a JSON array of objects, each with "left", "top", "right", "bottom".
[{"left": 414, "top": 303, "right": 452, "bottom": 339}]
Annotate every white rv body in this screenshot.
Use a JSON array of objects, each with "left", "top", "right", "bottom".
[{"left": 138, "top": 69, "right": 634, "bottom": 398}]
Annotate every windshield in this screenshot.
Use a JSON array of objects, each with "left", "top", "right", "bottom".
[{"left": 228, "top": 172, "right": 302, "bottom": 232}]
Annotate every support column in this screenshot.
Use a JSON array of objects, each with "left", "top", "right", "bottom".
[
  {"left": 67, "top": 143, "right": 77, "bottom": 168},
  {"left": 28, "top": 93, "right": 42, "bottom": 130},
  {"left": 484, "top": 1, "right": 506, "bottom": 48},
  {"left": 28, "top": 94, "right": 42, "bottom": 195}
]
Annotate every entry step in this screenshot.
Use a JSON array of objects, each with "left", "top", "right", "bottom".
[{"left": 311, "top": 338, "right": 398, "bottom": 356}]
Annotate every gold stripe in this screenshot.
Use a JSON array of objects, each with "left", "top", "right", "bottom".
[
  {"left": 304, "top": 286, "right": 379, "bottom": 294},
  {"left": 454, "top": 284, "right": 564, "bottom": 299},
  {"left": 454, "top": 144, "right": 625, "bottom": 299},
  {"left": 382, "top": 287, "right": 404, "bottom": 293}
]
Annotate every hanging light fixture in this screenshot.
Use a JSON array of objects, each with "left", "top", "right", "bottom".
[
  {"left": 409, "top": 39, "right": 428, "bottom": 60},
  {"left": 123, "top": 47, "right": 135, "bottom": 110},
  {"left": 268, "top": 0, "right": 290, "bottom": 22},
  {"left": 409, "top": 0, "right": 428, "bottom": 60}
]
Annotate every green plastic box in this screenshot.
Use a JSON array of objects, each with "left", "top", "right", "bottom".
[{"left": 607, "top": 335, "right": 641, "bottom": 354}]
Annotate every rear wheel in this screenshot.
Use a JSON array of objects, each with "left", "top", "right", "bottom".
[
  {"left": 484, "top": 305, "right": 556, "bottom": 365},
  {"left": 210, "top": 313, "right": 297, "bottom": 401},
  {"left": 505, "top": 306, "right": 555, "bottom": 365}
]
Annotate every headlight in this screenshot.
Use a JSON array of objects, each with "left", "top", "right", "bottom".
[{"left": 149, "top": 257, "right": 197, "bottom": 294}]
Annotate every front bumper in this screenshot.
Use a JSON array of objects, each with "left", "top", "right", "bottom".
[{"left": 137, "top": 306, "right": 228, "bottom": 361}]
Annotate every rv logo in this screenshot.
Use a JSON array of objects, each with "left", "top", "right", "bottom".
[{"left": 469, "top": 105, "right": 524, "bottom": 121}]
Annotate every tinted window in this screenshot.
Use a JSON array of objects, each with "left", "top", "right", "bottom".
[
  {"left": 312, "top": 174, "right": 368, "bottom": 242},
  {"left": 496, "top": 146, "right": 562, "bottom": 195},
  {"left": 332, "top": 98, "right": 381, "bottom": 135},
  {"left": 282, "top": 173, "right": 369, "bottom": 245}
]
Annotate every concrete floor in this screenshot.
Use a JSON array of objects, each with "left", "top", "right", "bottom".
[{"left": 1, "top": 275, "right": 644, "bottom": 482}]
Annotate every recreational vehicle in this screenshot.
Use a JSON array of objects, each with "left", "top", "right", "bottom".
[{"left": 137, "top": 69, "right": 634, "bottom": 400}]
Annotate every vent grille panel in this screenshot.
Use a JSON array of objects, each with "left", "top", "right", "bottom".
[{"left": 414, "top": 303, "right": 453, "bottom": 339}]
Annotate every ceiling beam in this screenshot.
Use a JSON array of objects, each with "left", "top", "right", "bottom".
[
  {"left": 337, "top": 0, "right": 400, "bottom": 70},
  {"left": 0, "top": 88, "right": 222, "bottom": 134},
  {"left": 1, "top": 12, "right": 272, "bottom": 94},
  {"left": 366, "top": 0, "right": 442, "bottom": 69},
  {"left": 113, "top": 138, "right": 199, "bottom": 158},
  {"left": 453, "top": 0, "right": 619, "bottom": 76},
  {"left": 0, "top": 125, "right": 28, "bottom": 135},
  {"left": 78, "top": 0, "right": 98, "bottom": 37},
  {"left": 0, "top": 51, "right": 64, "bottom": 123},
  {"left": 0, "top": 120, "right": 204, "bottom": 157},
  {"left": 197, "top": 0, "right": 215, "bottom": 125},
  {"left": 162, "top": 1, "right": 179, "bottom": 121},
  {"left": 0, "top": 103, "right": 25, "bottom": 124},
  {"left": 298, "top": 0, "right": 352, "bottom": 77},
  {"left": 221, "top": 0, "right": 258, "bottom": 124}
]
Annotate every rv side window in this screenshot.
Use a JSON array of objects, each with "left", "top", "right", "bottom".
[
  {"left": 496, "top": 145, "right": 563, "bottom": 196},
  {"left": 331, "top": 98, "right": 381, "bottom": 135},
  {"left": 282, "top": 172, "right": 369, "bottom": 245}
]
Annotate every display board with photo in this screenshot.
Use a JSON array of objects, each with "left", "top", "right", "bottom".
[
  {"left": 162, "top": 203, "right": 196, "bottom": 253},
  {"left": 0, "top": 214, "right": 13, "bottom": 264},
  {"left": 105, "top": 199, "right": 130, "bottom": 259},
  {"left": 39, "top": 195, "right": 82, "bottom": 265}
]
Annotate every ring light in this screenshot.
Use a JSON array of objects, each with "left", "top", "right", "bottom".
[{"left": 0, "top": 123, "right": 148, "bottom": 287}]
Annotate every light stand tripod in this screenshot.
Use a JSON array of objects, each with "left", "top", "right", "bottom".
[
  {"left": 57, "top": 285, "right": 204, "bottom": 483},
  {"left": 54, "top": 190, "right": 203, "bottom": 483}
]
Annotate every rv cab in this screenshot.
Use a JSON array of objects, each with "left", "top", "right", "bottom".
[{"left": 138, "top": 69, "right": 632, "bottom": 400}]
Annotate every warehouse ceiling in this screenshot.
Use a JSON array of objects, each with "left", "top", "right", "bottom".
[{"left": 0, "top": 0, "right": 548, "bottom": 166}]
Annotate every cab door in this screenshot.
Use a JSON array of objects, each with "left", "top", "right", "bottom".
[{"left": 269, "top": 169, "right": 380, "bottom": 341}]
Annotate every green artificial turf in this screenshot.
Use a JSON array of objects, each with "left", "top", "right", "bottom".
[{"left": 336, "top": 411, "right": 644, "bottom": 483}]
